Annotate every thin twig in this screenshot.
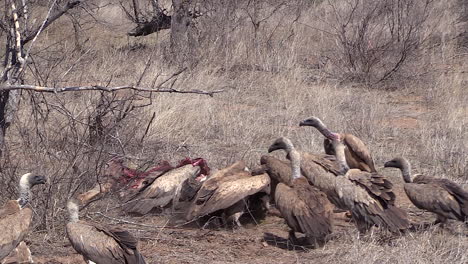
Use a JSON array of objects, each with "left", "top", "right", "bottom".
[
  {"left": 89, "top": 212, "right": 197, "bottom": 229},
  {"left": 140, "top": 112, "right": 156, "bottom": 143},
  {"left": 0, "top": 84, "right": 224, "bottom": 96}
]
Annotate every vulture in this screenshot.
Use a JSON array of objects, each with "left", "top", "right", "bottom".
[
  {"left": 186, "top": 161, "right": 270, "bottom": 226},
  {"left": 330, "top": 140, "right": 410, "bottom": 232},
  {"left": 66, "top": 198, "right": 146, "bottom": 264},
  {"left": 1, "top": 242, "right": 33, "bottom": 264},
  {"left": 384, "top": 157, "right": 468, "bottom": 225},
  {"left": 258, "top": 147, "right": 347, "bottom": 211},
  {"left": 122, "top": 164, "right": 201, "bottom": 215},
  {"left": 299, "top": 116, "right": 376, "bottom": 172},
  {"left": 268, "top": 137, "right": 334, "bottom": 244},
  {"left": 0, "top": 173, "right": 46, "bottom": 262}
]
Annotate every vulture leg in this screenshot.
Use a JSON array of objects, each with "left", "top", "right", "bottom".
[
  {"left": 232, "top": 213, "right": 243, "bottom": 227},
  {"left": 223, "top": 200, "right": 246, "bottom": 228},
  {"left": 355, "top": 217, "right": 372, "bottom": 234},
  {"left": 434, "top": 215, "right": 448, "bottom": 226},
  {"left": 260, "top": 194, "right": 271, "bottom": 211},
  {"left": 288, "top": 230, "right": 298, "bottom": 245}
]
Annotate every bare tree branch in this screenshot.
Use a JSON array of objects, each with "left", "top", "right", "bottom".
[
  {"left": 0, "top": 84, "right": 224, "bottom": 97},
  {"left": 22, "top": 0, "right": 81, "bottom": 45}
]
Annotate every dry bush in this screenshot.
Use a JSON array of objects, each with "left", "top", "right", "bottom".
[{"left": 313, "top": 0, "right": 440, "bottom": 85}]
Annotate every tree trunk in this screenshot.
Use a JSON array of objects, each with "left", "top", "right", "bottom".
[{"left": 170, "top": 0, "right": 198, "bottom": 66}]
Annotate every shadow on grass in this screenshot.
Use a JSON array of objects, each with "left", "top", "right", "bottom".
[{"left": 262, "top": 232, "right": 310, "bottom": 251}]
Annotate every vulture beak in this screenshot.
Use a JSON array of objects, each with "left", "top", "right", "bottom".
[
  {"left": 268, "top": 144, "right": 278, "bottom": 153},
  {"left": 299, "top": 120, "right": 310, "bottom": 126},
  {"left": 383, "top": 161, "right": 393, "bottom": 168},
  {"left": 35, "top": 175, "right": 48, "bottom": 185}
]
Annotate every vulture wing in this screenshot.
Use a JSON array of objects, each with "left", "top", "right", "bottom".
[
  {"left": 405, "top": 181, "right": 465, "bottom": 221},
  {"left": 210, "top": 160, "right": 248, "bottom": 179},
  {"left": 122, "top": 164, "right": 200, "bottom": 214},
  {"left": 186, "top": 173, "right": 270, "bottom": 220},
  {"left": 0, "top": 206, "right": 32, "bottom": 261},
  {"left": 299, "top": 152, "right": 346, "bottom": 209},
  {"left": 259, "top": 155, "right": 292, "bottom": 201},
  {"left": 66, "top": 222, "right": 146, "bottom": 264},
  {"left": 342, "top": 134, "right": 376, "bottom": 172},
  {"left": 336, "top": 170, "right": 409, "bottom": 232},
  {"left": 275, "top": 181, "right": 333, "bottom": 240}
]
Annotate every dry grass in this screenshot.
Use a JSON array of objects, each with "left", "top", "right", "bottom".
[{"left": 0, "top": 0, "right": 467, "bottom": 263}]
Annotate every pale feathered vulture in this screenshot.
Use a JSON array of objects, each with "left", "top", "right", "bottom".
[
  {"left": 330, "top": 140, "right": 410, "bottom": 232},
  {"left": 186, "top": 161, "right": 270, "bottom": 226},
  {"left": 122, "top": 164, "right": 201, "bottom": 215},
  {"left": 66, "top": 197, "right": 147, "bottom": 264},
  {"left": 268, "top": 137, "right": 334, "bottom": 244},
  {"left": 0, "top": 173, "right": 46, "bottom": 262},
  {"left": 1, "top": 241, "right": 33, "bottom": 264},
  {"left": 300, "top": 116, "right": 376, "bottom": 172},
  {"left": 385, "top": 157, "right": 468, "bottom": 224},
  {"left": 259, "top": 146, "right": 347, "bottom": 211}
]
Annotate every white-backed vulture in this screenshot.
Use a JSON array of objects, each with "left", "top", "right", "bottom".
[
  {"left": 299, "top": 116, "right": 376, "bottom": 172},
  {"left": 331, "top": 140, "right": 410, "bottom": 232},
  {"left": 66, "top": 198, "right": 146, "bottom": 264},
  {"left": 185, "top": 161, "right": 270, "bottom": 226},
  {"left": 268, "top": 137, "right": 334, "bottom": 244},
  {"left": 122, "top": 164, "right": 201, "bottom": 215},
  {"left": 259, "top": 148, "right": 347, "bottom": 211},
  {"left": 384, "top": 157, "right": 468, "bottom": 224},
  {"left": 0, "top": 173, "right": 46, "bottom": 261},
  {"left": 1, "top": 242, "right": 33, "bottom": 264}
]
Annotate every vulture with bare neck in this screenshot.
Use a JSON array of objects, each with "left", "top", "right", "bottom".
[
  {"left": 66, "top": 197, "right": 147, "bottom": 264},
  {"left": 186, "top": 161, "right": 270, "bottom": 227},
  {"left": 0, "top": 173, "right": 47, "bottom": 262},
  {"left": 331, "top": 140, "right": 410, "bottom": 232},
  {"left": 268, "top": 137, "right": 334, "bottom": 244},
  {"left": 300, "top": 116, "right": 376, "bottom": 172},
  {"left": 257, "top": 145, "right": 348, "bottom": 211},
  {"left": 385, "top": 157, "right": 468, "bottom": 225}
]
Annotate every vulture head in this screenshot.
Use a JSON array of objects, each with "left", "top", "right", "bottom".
[
  {"left": 384, "top": 157, "right": 412, "bottom": 183},
  {"left": 384, "top": 157, "right": 410, "bottom": 170},
  {"left": 19, "top": 173, "right": 47, "bottom": 189},
  {"left": 299, "top": 116, "right": 340, "bottom": 140},
  {"left": 268, "top": 137, "right": 294, "bottom": 153},
  {"left": 18, "top": 173, "right": 47, "bottom": 208}
]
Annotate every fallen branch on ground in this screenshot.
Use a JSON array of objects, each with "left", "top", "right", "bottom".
[
  {"left": 89, "top": 212, "right": 198, "bottom": 229},
  {"left": 0, "top": 84, "right": 224, "bottom": 97}
]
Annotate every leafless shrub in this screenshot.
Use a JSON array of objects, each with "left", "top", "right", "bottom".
[{"left": 319, "top": 0, "right": 438, "bottom": 85}]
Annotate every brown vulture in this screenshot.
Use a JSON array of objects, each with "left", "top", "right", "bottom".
[
  {"left": 330, "top": 139, "right": 410, "bottom": 232},
  {"left": 186, "top": 161, "right": 270, "bottom": 226},
  {"left": 385, "top": 157, "right": 468, "bottom": 224},
  {"left": 0, "top": 173, "right": 46, "bottom": 262},
  {"left": 66, "top": 197, "right": 147, "bottom": 264},
  {"left": 300, "top": 116, "right": 376, "bottom": 172},
  {"left": 268, "top": 137, "right": 334, "bottom": 244}
]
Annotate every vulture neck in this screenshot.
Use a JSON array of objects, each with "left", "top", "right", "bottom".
[
  {"left": 67, "top": 200, "right": 80, "bottom": 223},
  {"left": 332, "top": 140, "right": 350, "bottom": 174},
  {"left": 288, "top": 149, "right": 302, "bottom": 180},
  {"left": 18, "top": 173, "right": 32, "bottom": 208},
  {"left": 400, "top": 162, "right": 413, "bottom": 183},
  {"left": 314, "top": 120, "right": 337, "bottom": 140}
]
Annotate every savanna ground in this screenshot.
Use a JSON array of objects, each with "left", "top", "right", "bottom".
[{"left": 1, "top": 0, "right": 468, "bottom": 263}]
